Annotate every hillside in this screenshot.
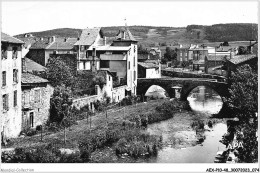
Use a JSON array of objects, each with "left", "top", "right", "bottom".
[{"left": 15, "top": 23, "right": 257, "bottom": 47}]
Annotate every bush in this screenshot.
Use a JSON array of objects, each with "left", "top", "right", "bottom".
[
  {"left": 60, "top": 152, "right": 82, "bottom": 163},
  {"left": 191, "top": 120, "right": 205, "bottom": 130}
]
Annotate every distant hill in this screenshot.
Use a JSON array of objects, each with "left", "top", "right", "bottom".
[
  {"left": 15, "top": 23, "right": 257, "bottom": 47},
  {"left": 15, "top": 28, "right": 82, "bottom": 38}
]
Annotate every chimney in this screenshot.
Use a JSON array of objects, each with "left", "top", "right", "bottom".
[
  {"left": 40, "top": 37, "right": 44, "bottom": 41},
  {"left": 52, "top": 36, "right": 55, "bottom": 42},
  {"left": 103, "top": 36, "right": 106, "bottom": 46},
  {"left": 24, "top": 34, "right": 28, "bottom": 38},
  {"left": 48, "top": 37, "right": 52, "bottom": 43},
  {"left": 92, "top": 47, "right": 96, "bottom": 57},
  {"left": 77, "top": 37, "right": 80, "bottom": 41}
]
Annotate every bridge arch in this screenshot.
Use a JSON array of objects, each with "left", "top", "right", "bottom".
[{"left": 180, "top": 81, "right": 229, "bottom": 101}]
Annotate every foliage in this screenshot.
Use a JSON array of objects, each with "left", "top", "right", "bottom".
[
  {"left": 46, "top": 57, "right": 74, "bottom": 87},
  {"left": 163, "top": 47, "right": 177, "bottom": 62},
  {"left": 120, "top": 96, "right": 139, "bottom": 106},
  {"left": 224, "top": 64, "right": 258, "bottom": 163},
  {"left": 225, "top": 64, "right": 257, "bottom": 119},
  {"left": 237, "top": 46, "right": 249, "bottom": 55},
  {"left": 181, "top": 61, "right": 189, "bottom": 69},
  {"left": 92, "top": 76, "right": 106, "bottom": 89},
  {"left": 236, "top": 121, "right": 258, "bottom": 163},
  {"left": 138, "top": 44, "right": 149, "bottom": 54},
  {"left": 204, "top": 23, "right": 257, "bottom": 42},
  {"left": 49, "top": 85, "right": 72, "bottom": 124}
]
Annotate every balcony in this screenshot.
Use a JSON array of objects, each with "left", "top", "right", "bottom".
[{"left": 100, "top": 54, "right": 127, "bottom": 60}]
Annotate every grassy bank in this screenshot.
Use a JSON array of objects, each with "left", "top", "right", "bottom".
[{"left": 2, "top": 99, "right": 191, "bottom": 163}]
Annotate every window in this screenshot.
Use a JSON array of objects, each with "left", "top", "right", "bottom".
[
  {"left": 109, "top": 76, "right": 111, "bottom": 81},
  {"left": 3, "top": 94, "right": 9, "bottom": 111},
  {"left": 128, "top": 61, "right": 130, "bottom": 69},
  {"left": 134, "top": 71, "right": 136, "bottom": 81},
  {"left": 2, "top": 71, "right": 6, "bottom": 87},
  {"left": 133, "top": 56, "right": 135, "bottom": 66},
  {"left": 30, "top": 112, "right": 34, "bottom": 128},
  {"left": 1, "top": 48, "right": 7, "bottom": 59},
  {"left": 100, "top": 60, "right": 109, "bottom": 68},
  {"left": 13, "top": 69, "right": 18, "bottom": 83},
  {"left": 180, "top": 52, "right": 182, "bottom": 57},
  {"left": 34, "top": 89, "right": 40, "bottom": 103},
  {"left": 23, "top": 91, "right": 30, "bottom": 106},
  {"left": 12, "top": 47, "right": 18, "bottom": 59},
  {"left": 13, "top": 90, "right": 17, "bottom": 107}
]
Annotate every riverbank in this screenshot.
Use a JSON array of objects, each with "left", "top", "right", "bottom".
[{"left": 1, "top": 98, "right": 224, "bottom": 163}]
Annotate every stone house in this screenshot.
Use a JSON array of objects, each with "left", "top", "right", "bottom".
[
  {"left": 1, "top": 32, "right": 24, "bottom": 139},
  {"left": 21, "top": 72, "right": 53, "bottom": 130},
  {"left": 226, "top": 54, "right": 257, "bottom": 78},
  {"left": 26, "top": 36, "right": 77, "bottom": 66}
]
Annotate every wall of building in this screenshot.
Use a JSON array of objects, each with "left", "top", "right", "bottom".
[
  {"left": 111, "top": 85, "right": 127, "bottom": 103},
  {"left": 109, "top": 60, "right": 127, "bottom": 78},
  {"left": 126, "top": 43, "right": 138, "bottom": 95},
  {"left": 21, "top": 84, "right": 54, "bottom": 130},
  {"left": 146, "top": 68, "right": 161, "bottom": 78},
  {"left": 1, "top": 44, "right": 22, "bottom": 138}
]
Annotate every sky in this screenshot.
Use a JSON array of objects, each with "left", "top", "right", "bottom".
[{"left": 1, "top": 0, "right": 258, "bottom": 36}]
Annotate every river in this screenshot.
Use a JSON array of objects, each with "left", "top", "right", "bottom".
[{"left": 145, "top": 85, "right": 227, "bottom": 163}]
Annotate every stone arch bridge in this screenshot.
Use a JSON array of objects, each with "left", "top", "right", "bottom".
[{"left": 137, "top": 78, "right": 229, "bottom": 101}]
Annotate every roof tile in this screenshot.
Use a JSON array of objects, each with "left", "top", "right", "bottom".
[{"left": 1, "top": 32, "right": 24, "bottom": 44}]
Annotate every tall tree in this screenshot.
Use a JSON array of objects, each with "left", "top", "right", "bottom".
[
  {"left": 224, "top": 64, "right": 258, "bottom": 163},
  {"left": 46, "top": 57, "right": 74, "bottom": 87}
]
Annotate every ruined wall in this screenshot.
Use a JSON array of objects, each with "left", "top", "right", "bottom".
[{"left": 22, "top": 84, "right": 54, "bottom": 129}]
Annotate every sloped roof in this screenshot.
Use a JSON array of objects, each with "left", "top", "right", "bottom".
[
  {"left": 207, "top": 55, "right": 227, "bottom": 61},
  {"left": 1, "top": 32, "right": 24, "bottom": 44},
  {"left": 21, "top": 73, "right": 49, "bottom": 84},
  {"left": 74, "top": 28, "right": 101, "bottom": 45},
  {"left": 228, "top": 54, "right": 257, "bottom": 65},
  {"left": 116, "top": 27, "right": 137, "bottom": 41},
  {"left": 138, "top": 62, "right": 159, "bottom": 69},
  {"left": 30, "top": 40, "right": 50, "bottom": 49},
  {"left": 47, "top": 37, "right": 77, "bottom": 50},
  {"left": 16, "top": 36, "right": 37, "bottom": 48},
  {"left": 24, "top": 57, "right": 47, "bottom": 72}
]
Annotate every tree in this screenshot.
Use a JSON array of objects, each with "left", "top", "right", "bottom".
[
  {"left": 237, "top": 46, "right": 248, "bottom": 55},
  {"left": 49, "top": 85, "right": 72, "bottom": 124},
  {"left": 181, "top": 61, "right": 189, "bottom": 69},
  {"left": 225, "top": 64, "right": 257, "bottom": 118},
  {"left": 222, "top": 41, "right": 229, "bottom": 46},
  {"left": 46, "top": 57, "right": 74, "bottom": 87},
  {"left": 163, "top": 47, "right": 177, "bottom": 62},
  {"left": 137, "top": 44, "right": 149, "bottom": 54},
  {"left": 224, "top": 64, "right": 258, "bottom": 162}
]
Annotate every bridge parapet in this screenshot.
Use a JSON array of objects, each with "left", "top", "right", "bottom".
[{"left": 137, "top": 77, "right": 229, "bottom": 100}]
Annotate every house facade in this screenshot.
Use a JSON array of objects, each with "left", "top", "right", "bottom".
[
  {"left": 26, "top": 36, "right": 77, "bottom": 66},
  {"left": 1, "top": 33, "right": 24, "bottom": 138},
  {"left": 75, "top": 27, "right": 138, "bottom": 96},
  {"left": 138, "top": 61, "right": 161, "bottom": 78},
  {"left": 21, "top": 73, "right": 53, "bottom": 130}
]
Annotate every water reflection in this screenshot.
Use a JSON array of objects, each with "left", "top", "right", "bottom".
[
  {"left": 187, "top": 86, "right": 223, "bottom": 115},
  {"left": 147, "top": 123, "right": 227, "bottom": 163}
]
